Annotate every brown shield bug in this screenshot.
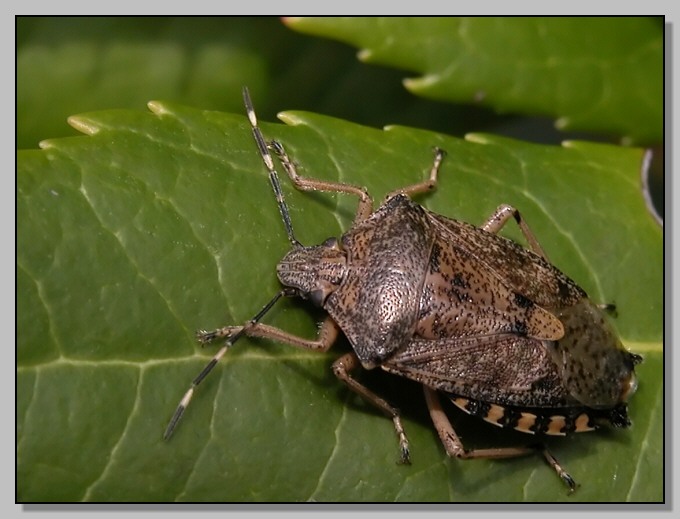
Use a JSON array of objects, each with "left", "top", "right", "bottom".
[{"left": 164, "top": 88, "right": 641, "bottom": 492}]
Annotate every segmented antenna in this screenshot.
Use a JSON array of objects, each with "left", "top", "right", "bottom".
[
  {"left": 164, "top": 90, "right": 301, "bottom": 441},
  {"left": 163, "top": 289, "right": 289, "bottom": 440},
  {"left": 242, "top": 87, "right": 301, "bottom": 248}
]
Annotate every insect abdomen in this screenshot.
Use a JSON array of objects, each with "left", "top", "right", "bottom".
[{"left": 450, "top": 396, "right": 599, "bottom": 435}]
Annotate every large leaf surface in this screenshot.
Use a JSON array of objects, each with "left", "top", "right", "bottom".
[
  {"left": 17, "top": 102, "right": 662, "bottom": 502},
  {"left": 286, "top": 17, "right": 662, "bottom": 144},
  {"left": 18, "top": 17, "right": 481, "bottom": 150}
]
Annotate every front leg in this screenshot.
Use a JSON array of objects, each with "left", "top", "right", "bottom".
[
  {"left": 164, "top": 314, "right": 339, "bottom": 440},
  {"left": 269, "top": 140, "right": 375, "bottom": 224},
  {"left": 197, "top": 314, "right": 339, "bottom": 352}
]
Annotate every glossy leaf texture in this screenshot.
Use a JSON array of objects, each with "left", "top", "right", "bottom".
[
  {"left": 17, "top": 102, "right": 662, "bottom": 502},
  {"left": 286, "top": 17, "right": 663, "bottom": 144}
]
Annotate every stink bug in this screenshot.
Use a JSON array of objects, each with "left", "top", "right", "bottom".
[{"left": 164, "top": 88, "right": 641, "bottom": 492}]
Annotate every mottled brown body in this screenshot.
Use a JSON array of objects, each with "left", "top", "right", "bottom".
[
  {"left": 281, "top": 194, "right": 640, "bottom": 438},
  {"left": 165, "top": 88, "right": 641, "bottom": 492}
]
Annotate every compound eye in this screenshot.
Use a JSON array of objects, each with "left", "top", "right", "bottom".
[
  {"left": 322, "top": 237, "right": 340, "bottom": 249},
  {"left": 309, "top": 288, "right": 326, "bottom": 307}
]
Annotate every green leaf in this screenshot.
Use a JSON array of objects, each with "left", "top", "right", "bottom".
[
  {"left": 17, "top": 101, "right": 662, "bottom": 502},
  {"left": 286, "top": 17, "right": 663, "bottom": 144},
  {"left": 16, "top": 17, "right": 269, "bottom": 149},
  {"left": 19, "top": 16, "right": 468, "bottom": 150}
]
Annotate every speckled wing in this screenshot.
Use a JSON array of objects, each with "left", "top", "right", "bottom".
[
  {"left": 417, "top": 212, "right": 565, "bottom": 344},
  {"left": 416, "top": 209, "right": 636, "bottom": 409},
  {"left": 428, "top": 212, "right": 586, "bottom": 309},
  {"left": 382, "top": 334, "right": 574, "bottom": 408}
]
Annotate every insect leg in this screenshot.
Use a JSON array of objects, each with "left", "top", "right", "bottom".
[
  {"left": 164, "top": 290, "right": 335, "bottom": 440},
  {"left": 197, "top": 314, "right": 340, "bottom": 353},
  {"left": 481, "top": 204, "right": 549, "bottom": 260},
  {"left": 332, "top": 352, "right": 411, "bottom": 464},
  {"left": 244, "top": 86, "right": 374, "bottom": 224},
  {"left": 385, "top": 147, "right": 446, "bottom": 199},
  {"left": 269, "top": 140, "right": 375, "bottom": 223},
  {"left": 423, "top": 386, "right": 577, "bottom": 492}
]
